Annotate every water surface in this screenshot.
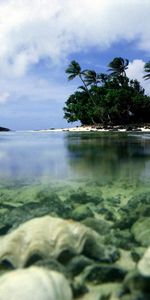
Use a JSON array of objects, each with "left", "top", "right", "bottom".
[{"left": 0, "top": 131, "right": 150, "bottom": 200}]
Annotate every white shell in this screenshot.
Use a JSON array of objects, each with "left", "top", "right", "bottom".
[
  {"left": 0, "top": 215, "right": 102, "bottom": 268},
  {"left": 0, "top": 267, "right": 72, "bottom": 300}
]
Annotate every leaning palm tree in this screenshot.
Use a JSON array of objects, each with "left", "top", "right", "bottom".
[
  {"left": 65, "top": 60, "right": 86, "bottom": 86},
  {"left": 108, "top": 57, "right": 129, "bottom": 77},
  {"left": 65, "top": 60, "right": 96, "bottom": 106},
  {"left": 143, "top": 61, "right": 150, "bottom": 80}
]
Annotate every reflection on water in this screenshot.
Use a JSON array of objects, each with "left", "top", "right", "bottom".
[
  {"left": 0, "top": 131, "right": 150, "bottom": 188},
  {"left": 0, "top": 132, "right": 70, "bottom": 185},
  {"left": 65, "top": 132, "right": 150, "bottom": 184}
]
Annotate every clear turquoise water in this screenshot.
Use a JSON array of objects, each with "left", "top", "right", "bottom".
[{"left": 0, "top": 131, "right": 150, "bottom": 198}]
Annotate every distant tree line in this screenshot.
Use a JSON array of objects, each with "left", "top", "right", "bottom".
[{"left": 63, "top": 57, "right": 150, "bottom": 125}]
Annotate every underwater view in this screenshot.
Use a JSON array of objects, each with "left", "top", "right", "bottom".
[{"left": 0, "top": 131, "right": 150, "bottom": 300}]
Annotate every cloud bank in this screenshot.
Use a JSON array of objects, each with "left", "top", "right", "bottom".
[
  {"left": 0, "top": 0, "right": 150, "bottom": 128},
  {"left": 0, "top": 0, "right": 150, "bottom": 76}
]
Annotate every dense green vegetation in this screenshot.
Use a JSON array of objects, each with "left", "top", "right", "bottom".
[{"left": 63, "top": 58, "right": 150, "bottom": 125}]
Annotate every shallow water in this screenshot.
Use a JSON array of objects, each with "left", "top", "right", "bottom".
[
  {"left": 0, "top": 130, "right": 149, "bottom": 220},
  {"left": 0, "top": 131, "right": 150, "bottom": 180},
  {"left": 0, "top": 131, "right": 150, "bottom": 193},
  {"left": 0, "top": 131, "right": 150, "bottom": 299}
]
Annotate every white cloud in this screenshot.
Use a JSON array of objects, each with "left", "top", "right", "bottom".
[
  {"left": 0, "top": 0, "right": 150, "bottom": 77},
  {"left": 0, "top": 73, "right": 77, "bottom": 105},
  {"left": 127, "top": 59, "right": 145, "bottom": 85},
  {"left": 127, "top": 60, "right": 145, "bottom": 80},
  {"left": 0, "top": 92, "right": 10, "bottom": 103},
  {"left": 127, "top": 59, "right": 150, "bottom": 95},
  {"left": 1, "top": 0, "right": 150, "bottom": 129}
]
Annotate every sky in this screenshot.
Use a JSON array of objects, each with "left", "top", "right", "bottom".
[{"left": 0, "top": 0, "right": 150, "bottom": 130}]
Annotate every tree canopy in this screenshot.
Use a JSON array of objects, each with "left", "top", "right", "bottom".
[{"left": 63, "top": 57, "right": 150, "bottom": 125}]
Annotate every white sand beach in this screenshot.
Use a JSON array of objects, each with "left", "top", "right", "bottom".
[{"left": 36, "top": 125, "right": 150, "bottom": 133}]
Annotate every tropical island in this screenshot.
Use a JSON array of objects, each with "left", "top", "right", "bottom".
[{"left": 63, "top": 57, "right": 150, "bottom": 128}]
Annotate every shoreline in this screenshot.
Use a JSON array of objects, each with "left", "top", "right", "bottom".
[{"left": 36, "top": 124, "right": 150, "bottom": 133}]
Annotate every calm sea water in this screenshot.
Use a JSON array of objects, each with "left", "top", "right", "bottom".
[{"left": 0, "top": 130, "right": 150, "bottom": 197}]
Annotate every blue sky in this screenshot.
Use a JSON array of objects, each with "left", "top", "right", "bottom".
[{"left": 0, "top": 0, "right": 150, "bottom": 130}]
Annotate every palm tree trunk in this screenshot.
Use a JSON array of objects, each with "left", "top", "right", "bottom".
[
  {"left": 79, "top": 74, "right": 97, "bottom": 124},
  {"left": 79, "top": 75, "right": 96, "bottom": 106}
]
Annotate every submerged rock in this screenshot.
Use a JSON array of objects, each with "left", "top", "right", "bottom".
[
  {"left": 104, "top": 229, "right": 135, "bottom": 251},
  {"left": 131, "top": 218, "right": 150, "bottom": 247},
  {"left": 82, "top": 217, "right": 112, "bottom": 235},
  {"left": 117, "top": 192, "right": 150, "bottom": 230},
  {"left": 66, "top": 255, "right": 93, "bottom": 277},
  {"left": 30, "top": 258, "right": 67, "bottom": 276},
  {"left": 71, "top": 204, "right": 94, "bottom": 221},
  {"left": 116, "top": 250, "right": 136, "bottom": 273},
  {"left": 0, "top": 267, "right": 72, "bottom": 300},
  {"left": 79, "top": 263, "right": 126, "bottom": 284},
  {"left": 138, "top": 247, "right": 150, "bottom": 277},
  {"left": 122, "top": 247, "right": 150, "bottom": 299},
  {"left": 0, "top": 215, "right": 118, "bottom": 268},
  {"left": 0, "top": 190, "right": 72, "bottom": 232},
  {"left": 124, "top": 269, "right": 150, "bottom": 294},
  {"left": 68, "top": 190, "right": 102, "bottom": 205},
  {"left": 131, "top": 247, "right": 146, "bottom": 262},
  {"left": 77, "top": 283, "right": 121, "bottom": 300}
]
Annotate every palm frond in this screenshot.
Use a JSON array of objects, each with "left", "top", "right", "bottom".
[
  {"left": 67, "top": 74, "right": 77, "bottom": 81},
  {"left": 108, "top": 57, "right": 129, "bottom": 76},
  {"left": 84, "top": 70, "right": 99, "bottom": 85},
  {"left": 65, "top": 60, "right": 82, "bottom": 81},
  {"left": 143, "top": 61, "right": 150, "bottom": 80},
  {"left": 65, "top": 60, "right": 81, "bottom": 74},
  {"left": 143, "top": 74, "right": 150, "bottom": 80}
]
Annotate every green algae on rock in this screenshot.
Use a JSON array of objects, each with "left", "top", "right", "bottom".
[
  {"left": 68, "top": 190, "right": 102, "bottom": 205},
  {"left": 138, "top": 247, "right": 150, "bottom": 277},
  {"left": 82, "top": 217, "right": 112, "bottom": 235},
  {"left": 78, "top": 263, "right": 126, "bottom": 285},
  {"left": 131, "top": 218, "right": 150, "bottom": 247},
  {"left": 71, "top": 204, "right": 94, "bottom": 221},
  {"left": 0, "top": 178, "right": 149, "bottom": 300}
]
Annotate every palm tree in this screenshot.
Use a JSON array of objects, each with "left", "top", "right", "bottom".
[
  {"left": 108, "top": 57, "right": 129, "bottom": 77},
  {"left": 143, "top": 61, "right": 150, "bottom": 80},
  {"left": 84, "top": 70, "right": 100, "bottom": 86},
  {"left": 65, "top": 60, "right": 87, "bottom": 87},
  {"left": 65, "top": 60, "right": 96, "bottom": 106},
  {"left": 84, "top": 71, "right": 111, "bottom": 87}
]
